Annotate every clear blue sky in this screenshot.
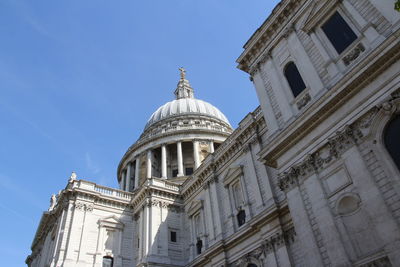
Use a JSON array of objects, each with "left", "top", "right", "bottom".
[{"left": 0, "top": 0, "right": 279, "bottom": 265}]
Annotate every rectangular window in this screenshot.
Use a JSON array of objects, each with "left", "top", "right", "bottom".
[
  {"left": 170, "top": 231, "right": 177, "bottom": 242},
  {"left": 172, "top": 169, "right": 178, "bottom": 177},
  {"left": 322, "top": 11, "right": 357, "bottom": 54},
  {"left": 185, "top": 167, "right": 193, "bottom": 175}
]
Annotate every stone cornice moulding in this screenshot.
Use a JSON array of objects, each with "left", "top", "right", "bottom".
[
  {"left": 130, "top": 178, "right": 182, "bottom": 214},
  {"left": 187, "top": 200, "right": 203, "bottom": 217},
  {"left": 223, "top": 166, "right": 244, "bottom": 186},
  {"left": 98, "top": 215, "right": 125, "bottom": 230},
  {"left": 259, "top": 34, "right": 400, "bottom": 168},
  {"left": 236, "top": 0, "right": 307, "bottom": 73},
  {"left": 301, "top": 0, "right": 341, "bottom": 33},
  {"left": 142, "top": 113, "right": 233, "bottom": 137}
]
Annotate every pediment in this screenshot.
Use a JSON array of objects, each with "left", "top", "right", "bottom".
[
  {"left": 98, "top": 215, "right": 124, "bottom": 229},
  {"left": 223, "top": 166, "right": 243, "bottom": 186},
  {"left": 187, "top": 200, "right": 203, "bottom": 216},
  {"left": 301, "top": 0, "right": 340, "bottom": 32}
]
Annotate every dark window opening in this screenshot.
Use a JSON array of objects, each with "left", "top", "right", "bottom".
[
  {"left": 170, "top": 231, "right": 177, "bottom": 242},
  {"left": 284, "top": 62, "right": 306, "bottom": 98},
  {"left": 237, "top": 209, "right": 246, "bottom": 227},
  {"left": 172, "top": 169, "right": 178, "bottom": 177},
  {"left": 103, "top": 256, "right": 113, "bottom": 267},
  {"left": 196, "top": 239, "right": 203, "bottom": 255},
  {"left": 214, "top": 143, "right": 221, "bottom": 150},
  {"left": 322, "top": 11, "right": 357, "bottom": 54},
  {"left": 247, "top": 264, "right": 258, "bottom": 267},
  {"left": 137, "top": 238, "right": 140, "bottom": 248},
  {"left": 384, "top": 116, "right": 400, "bottom": 170},
  {"left": 185, "top": 167, "right": 193, "bottom": 175}
]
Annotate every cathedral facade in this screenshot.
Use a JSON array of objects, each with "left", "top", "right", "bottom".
[{"left": 27, "top": 0, "right": 400, "bottom": 266}]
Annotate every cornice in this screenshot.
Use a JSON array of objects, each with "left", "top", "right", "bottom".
[
  {"left": 139, "top": 113, "right": 233, "bottom": 139},
  {"left": 131, "top": 178, "right": 182, "bottom": 214},
  {"left": 236, "top": 0, "right": 307, "bottom": 73},
  {"left": 30, "top": 180, "right": 135, "bottom": 252},
  {"left": 259, "top": 32, "right": 400, "bottom": 168}
]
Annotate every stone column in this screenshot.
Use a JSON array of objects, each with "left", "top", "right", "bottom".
[
  {"left": 121, "top": 171, "right": 126, "bottom": 191},
  {"left": 146, "top": 150, "right": 152, "bottom": 179},
  {"left": 190, "top": 217, "right": 196, "bottom": 260},
  {"left": 286, "top": 185, "right": 324, "bottom": 266},
  {"left": 125, "top": 162, "right": 131, "bottom": 191},
  {"left": 205, "top": 184, "right": 215, "bottom": 240},
  {"left": 135, "top": 157, "right": 140, "bottom": 189},
  {"left": 161, "top": 144, "right": 167, "bottom": 179},
  {"left": 210, "top": 179, "right": 223, "bottom": 240},
  {"left": 209, "top": 140, "right": 215, "bottom": 153},
  {"left": 193, "top": 140, "right": 200, "bottom": 169},
  {"left": 177, "top": 142, "right": 184, "bottom": 177}
]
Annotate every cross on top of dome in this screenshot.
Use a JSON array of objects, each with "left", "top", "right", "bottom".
[
  {"left": 179, "top": 67, "right": 186, "bottom": 79},
  {"left": 174, "top": 67, "right": 194, "bottom": 99}
]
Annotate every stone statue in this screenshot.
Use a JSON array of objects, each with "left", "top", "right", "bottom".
[
  {"left": 68, "top": 171, "right": 77, "bottom": 183},
  {"left": 49, "top": 194, "right": 56, "bottom": 211}
]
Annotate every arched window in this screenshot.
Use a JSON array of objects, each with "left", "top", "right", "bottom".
[
  {"left": 284, "top": 62, "right": 306, "bottom": 98},
  {"left": 103, "top": 256, "right": 113, "bottom": 267},
  {"left": 384, "top": 115, "right": 400, "bottom": 170}
]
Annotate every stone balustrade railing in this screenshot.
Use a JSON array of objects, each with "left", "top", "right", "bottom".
[
  {"left": 147, "top": 178, "right": 180, "bottom": 192},
  {"left": 144, "top": 122, "right": 230, "bottom": 139},
  {"left": 70, "top": 180, "right": 133, "bottom": 201}
]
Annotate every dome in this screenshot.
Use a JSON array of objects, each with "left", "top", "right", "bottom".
[
  {"left": 118, "top": 68, "right": 234, "bottom": 187},
  {"left": 145, "top": 98, "right": 231, "bottom": 130}
]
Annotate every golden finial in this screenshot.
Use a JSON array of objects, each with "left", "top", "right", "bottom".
[{"left": 179, "top": 67, "right": 186, "bottom": 79}]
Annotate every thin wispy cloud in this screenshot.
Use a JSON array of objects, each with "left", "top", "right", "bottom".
[
  {"left": 85, "top": 152, "right": 101, "bottom": 175},
  {"left": 0, "top": 99, "right": 56, "bottom": 143},
  {"left": 0, "top": 174, "right": 46, "bottom": 211},
  {"left": 3, "top": 0, "right": 50, "bottom": 37},
  {"left": 0, "top": 202, "right": 35, "bottom": 224}
]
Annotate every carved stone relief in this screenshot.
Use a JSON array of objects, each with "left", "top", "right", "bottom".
[
  {"left": 230, "top": 228, "right": 296, "bottom": 267},
  {"left": 278, "top": 107, "right": 379, "bottom": 192}
]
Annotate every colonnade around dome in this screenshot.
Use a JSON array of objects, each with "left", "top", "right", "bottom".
[{"left": 118, "top": 139, "right": 222, "bottom": 191}]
